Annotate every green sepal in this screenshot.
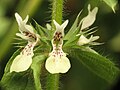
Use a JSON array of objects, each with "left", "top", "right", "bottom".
[
  {"left": 63, "top": 27, "right": 80, "bottom": 48},
  {"left": 34, "top": 20, "right": 53, "bottom": 40},
  {"left": 64, "top": 11, "right": 82, "bottom": 40},
  {"left": 0, "top": 70, "right": 35, "bottom": 90}
]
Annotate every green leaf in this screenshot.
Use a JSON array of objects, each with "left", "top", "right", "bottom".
[
  {"left": 0, "top": 49, "right": 35, "bottom": 90},
  {"left": 63, "top": 11, "right": 83, "bottom": 48},
  {"left": 31, "top": 54, "right": 46, "bottom": 90},
  {"left": 51, "top": 0, "right": 63, "bottom": 28},
  {"left": 102, "top": 0, "right": 118, "bottom": 12},
  {"left": 0, "top": 49, "right": 46, "bottom": 90},
  {"left": 63, "top": 28, "right": 80, "bottom": 48},
  {"left": 71, "top": 48, "right": 120, "bottom": 83},
  {"left": 0, "top": 70, "right": 36, "bottom": 90},
  {"left": 46, "top": 74, "right": 59, "bottom": 90}
]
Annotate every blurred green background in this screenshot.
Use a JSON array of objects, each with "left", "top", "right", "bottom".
[{"left": 0, "top": 0, "right": 120, "bottom": 90}]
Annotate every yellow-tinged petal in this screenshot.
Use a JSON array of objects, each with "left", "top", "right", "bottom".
[
  {"left": 53, "top": 20, "right": 68, "bottom": 31},
  {"left": 45, "top": 56, "right": 59, "bottom": 74},
  {"left": 45, "top": 56, "right": 71, "bottom": 74},
  {"left": 10, "top": 54, "right": 32, "bottom": 72},
  {"left": 25, "top": 25, "right": 34, "bottom": 34},
  {"left": 15, "top": 13, "right": 28, "bottom": 25},
  {"left": 78, "top": 35, "right": 90, "bottom": 45},
  {"left": 90, "top": 35, "right": 99, "bottom": 41},
  {"left": 10, "top": 41, "right": 36, "bottom": 73},
  {"left": 81, "top": 4, "right": 98, "bottom": 30},
  {"left": 15, "top": 13, "right": 23, "bottom": 26},
  {"left": 59, "top": 56, "right": 71, "bottom": 73},
  {"left": 78, "top": 35, "right": 100, "bottom": 46},
  {"left": 23, "top": 15, "right": 29, "bottom": 24}
]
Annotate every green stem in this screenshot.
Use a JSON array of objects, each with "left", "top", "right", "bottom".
[
  {"left": 46, "top": 0, "right": 64, "bottom": 90},
  {"left": 51, "top": 0, "right": 63, "bottom": 29},
  {"left": 46, "top": 74, "right": 59, "bottom": 90},
  {"left": 31, "top": 55, "right": 46, "bottom": 90},
  {"left": 33, "top": 64, "right": 42, "bottom": 90}
]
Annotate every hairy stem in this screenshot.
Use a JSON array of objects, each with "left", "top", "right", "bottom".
[
  {"left": 46, "top": 0, "right": 64, "bottom": 90},
  {"left": 31, "top": 55, "right": 46, "bottom": 90},
  {"left": 46, "top": 74, "right": 60, "bottom": 90},
  {"left": 51, "top": 0, "right": 63, "bottom": 29}
]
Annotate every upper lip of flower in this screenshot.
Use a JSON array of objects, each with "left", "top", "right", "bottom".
[
  {"left": 15, "top": 13, "right": 39, "bottom": 42},
  {"left": 53, "top": 20, "right": 68, "bottom": 37},
  {"left": 80, "top": 4, "right": 98, "bottom": 30}
]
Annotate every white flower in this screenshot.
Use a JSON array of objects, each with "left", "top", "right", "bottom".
[
  {"left": 10, "top": 41, "right": 36, "bottom": 72},
  {"left": 81, "top": 4, "right": 98, "bottom": 30},
  {"left": 78, "top": 35, "right": 100, "bottom": 46},
  {"left": 77, "top": 4, "right": 100, "bottom": 46},
  {"left": 45, "top": 20, "right": 71, "bottom": 74},
  {"left": 45, "top": 40, "right": 71, "bottom": 74},
  {"left": 10, "top": 13, "right": 39, "bottom": 72}
]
